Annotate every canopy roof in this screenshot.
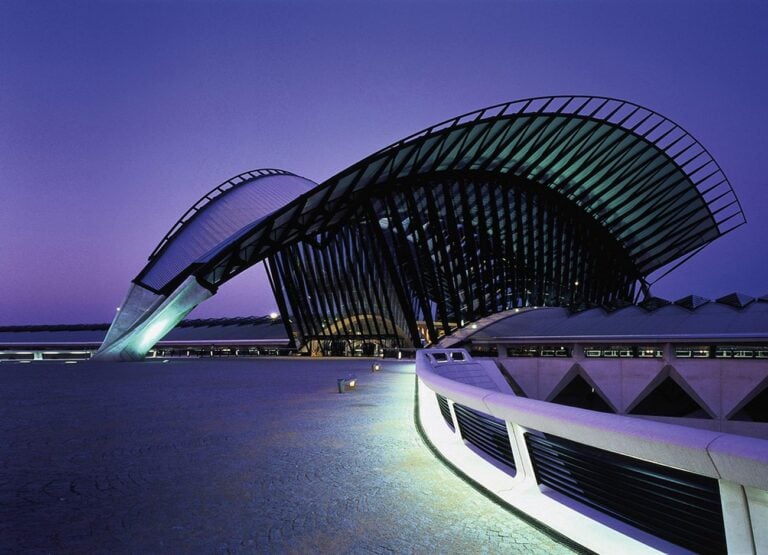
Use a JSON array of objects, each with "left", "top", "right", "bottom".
[
  {"left": 136, "top": 169, "right": 315, "bottom": 292},
  {"left": 137, "top": 97, "right": 745, "bottom": 295},
  {"left": 467, "top": 295, "right": 768, "bottom": 343}
]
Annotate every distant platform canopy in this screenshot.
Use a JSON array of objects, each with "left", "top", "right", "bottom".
[
  {"left": 463, "top": 294, "right": 768, "bottom": 345},
  {"left": 98, "top": 96, "right": 746, "bottom": 360}
]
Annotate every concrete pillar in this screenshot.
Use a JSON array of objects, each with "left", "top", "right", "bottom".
[
  {"left": 719, "top": 480, "right": 756, "bottom": 554},
  {"left": 509, "top": 423, "right": 539, "bottom": 488},
  {"left": 663, "top": 342, "right": 674, "bottom": 363},
  {"left": 746, "top": 486, "right": 768, "bottom": 553}
]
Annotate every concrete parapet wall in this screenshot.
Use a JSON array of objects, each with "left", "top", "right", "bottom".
[{"left": 417, "top": 349, "right": 768, "bottom": 554}]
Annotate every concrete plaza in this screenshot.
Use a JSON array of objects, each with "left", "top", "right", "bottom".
[{"left": 1, "top": 358, "right": 573, "bottom": 553}]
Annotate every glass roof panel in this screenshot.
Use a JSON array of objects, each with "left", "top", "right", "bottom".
[{"left": 139, "top": 173, "right": 315, "bottom": 291}]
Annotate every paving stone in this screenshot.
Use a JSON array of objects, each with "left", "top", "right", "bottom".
[{"left": 0, "top": 358, "right": 573, "bottom": 553}]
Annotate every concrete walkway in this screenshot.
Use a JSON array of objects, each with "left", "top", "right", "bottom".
[{"left": 1, "top": 358, "right": 574, "bottom": 553}]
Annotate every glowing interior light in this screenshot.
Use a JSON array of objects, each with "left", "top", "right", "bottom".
[
  {"left": 139, "top": 319, "right": 173, "bottom": 353},
  {"left": 348, "top": 379, "right": 356, "bottom": 388}
]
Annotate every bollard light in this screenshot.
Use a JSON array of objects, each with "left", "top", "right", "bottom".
[{"left": 337, "top": 374, "right": 358, "bottom": 393}]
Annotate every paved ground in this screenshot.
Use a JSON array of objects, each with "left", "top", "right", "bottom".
[{"left": 0, "top": 358, "right": 573, "bottom": 553}]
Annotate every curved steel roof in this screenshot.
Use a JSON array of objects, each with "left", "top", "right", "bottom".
[
  {"left": 142, "top": 96, "right": 744, "bottom": 295},
  {"left": 136, "top": 169, "right": 316, "bottom": 292}
]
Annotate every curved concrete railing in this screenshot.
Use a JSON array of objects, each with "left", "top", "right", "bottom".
[{"left": 416, "top": 349, "right": 768, "bottom": 554}]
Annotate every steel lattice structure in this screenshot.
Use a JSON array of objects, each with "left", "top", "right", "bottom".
[{"left": 98, "top": 96, "right": 745, "bottom": 360}]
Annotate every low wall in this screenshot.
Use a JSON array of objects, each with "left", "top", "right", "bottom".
[{"left": 416, "top": 349, "right": 768, "bottom": 554}]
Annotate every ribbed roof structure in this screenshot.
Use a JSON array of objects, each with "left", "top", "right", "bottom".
[
  {"left": 190, "top": 96, "right": 744, "bottom": 293},
  {"left": 136, "top": 169, "right": 315, "bottom": 293},
  {"left": 103, "top": 96, "right": 747, "bottom": 358}
]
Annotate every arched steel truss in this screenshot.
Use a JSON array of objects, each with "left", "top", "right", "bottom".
[
  {"left": 158, "top": 96, "right": 744, "bottom": 296},
  {"left": 119, "top": 95, "right": 744, "bottom": 354}
]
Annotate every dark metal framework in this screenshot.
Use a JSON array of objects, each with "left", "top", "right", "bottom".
[
  {"left": 148, "top": 169, "right": 296, "bottom": 262},
  {"left": 132, "top": 96, "right": 745, "bottom": 352},
  {"left": 436, "top": 394, "right": 454, "bottom": 429},
  {"left": 269, "top": 172, "right": 638, "bottom": 351},
  {"left": 453, "top": 402, "right": 516, "bottom": 471},
  {"left": 525, "top": 432, "right": 726, "bottom": 554}
]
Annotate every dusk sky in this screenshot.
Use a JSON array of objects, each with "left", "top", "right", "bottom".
[{"left": 1, "top": 0, "right": 767, "bottom": 326}]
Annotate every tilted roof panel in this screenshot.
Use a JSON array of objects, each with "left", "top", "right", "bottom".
[{"left": 136, "top": 170, "right": 316, "bottom": 292}]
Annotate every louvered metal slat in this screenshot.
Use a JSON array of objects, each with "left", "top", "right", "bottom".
[
  {"left": 435, "top": 393, "right": 454, "bottom": 430},
  {"left": 529, "top": 440, "right": 721, "bottom": 511},
  {"left": 453, "top": 404, "right": 515, "bottom": 471},
  {"left": 529, "top": 455, "right": 723, "bottom": 534},
  {"left": 525, "top": 432, "right": 726, "bottom": 554}
]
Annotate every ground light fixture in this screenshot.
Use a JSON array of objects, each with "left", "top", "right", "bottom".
[{"left": 337, "top": 374, "right": 358, "bottom": 393}]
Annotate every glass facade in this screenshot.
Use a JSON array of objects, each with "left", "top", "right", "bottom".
[{"left": 268, "top": 175, "right": 638, "bottom": 352}]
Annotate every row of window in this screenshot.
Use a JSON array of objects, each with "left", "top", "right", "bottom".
[
  {"left": 0, "top": 351, "right": 91, "bottom": 361},
  {"left": 148, "top": 347, "right": 296, "bottom": 358},
  {"left": 506, "top": 345, "right": 572, "bottom": 358},
  {"left": 584, "top": 346, "right": 662, "bottom": 358},
  {"left": 503, "top": 345, "right": 768, "bottom": 359},
  {"left": 674, "top": 346, "right": 768, "bottom": 359}
]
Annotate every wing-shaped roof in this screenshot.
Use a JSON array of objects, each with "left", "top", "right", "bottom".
[
  {"left": 191, "top": 96, "right": 743, "bottom": 293},
  {"left": 135, "top": 169, "right": 316, "bottom": 292}
]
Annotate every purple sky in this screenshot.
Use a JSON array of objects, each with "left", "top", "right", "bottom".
[{"left": 1, "top": 0, "right": 767, "bottom": 325}]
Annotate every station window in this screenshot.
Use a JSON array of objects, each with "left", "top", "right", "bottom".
[
  {"left": 0, "top": 352, "right": 35, "bottom": 360},
  {"left": 714, "top": 345, "right": 768, "bottom": 359},
  {"left": 539, "top": 346, "right": 570, "bottom": 357},
  {"left": 584, "top": 346, "right": 634, "bottom": 358},
  {"left": 506, "top": 345, "right": 570, "bottom": 357},
  {"left": 637, "top": 346, "right": 663, "bottom": 358},
  {"left": 469, "top": 345, "right": 498, "bottom": 357},
  {"left": 675, "top": 346, "right": 710, "bottom": 358},
  {"left": 507, "top": 346, "right": 538, "bottom": 357}
]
